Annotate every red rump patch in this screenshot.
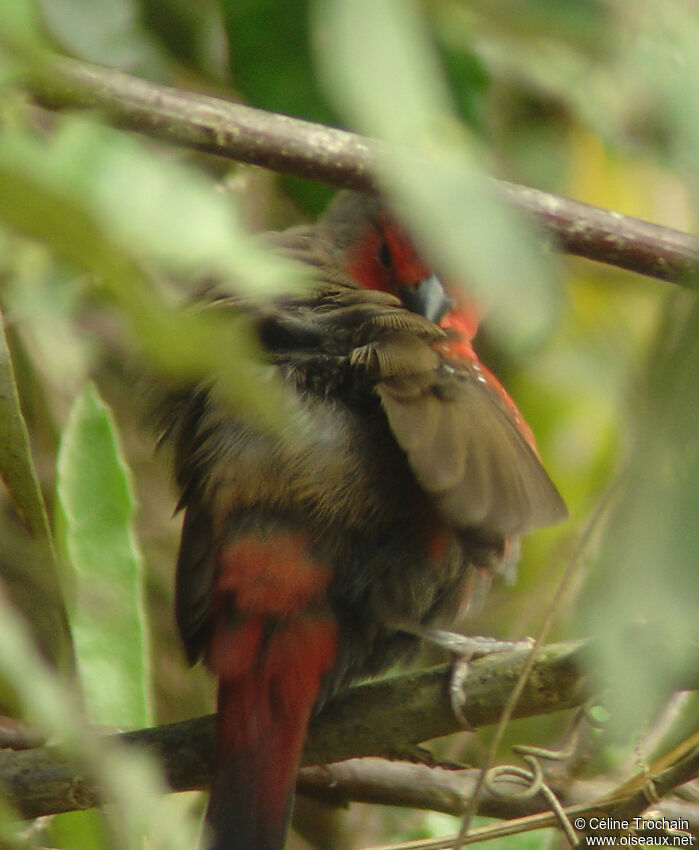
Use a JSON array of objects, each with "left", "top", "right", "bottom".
[{"left": 216, "top": 533, "right": 332, "bottom": 615}]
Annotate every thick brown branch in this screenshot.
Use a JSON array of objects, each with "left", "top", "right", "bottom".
[
  {"left": 0, "top": 641, "right": 587, "bottom": 818},
  {"left": 26, "top": 56, "right": 699, "bottom": 285},
  {"left": 29, "top": 57, "right": 379, "bottom": 193},
  {"left": 495, "top": 181, "right": 698, "bottom": 284},
  {"left": 0, "top": 640, "right": 697, "bottom": 829}
]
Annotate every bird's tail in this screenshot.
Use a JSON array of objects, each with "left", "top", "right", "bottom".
[
  {"left": 207, "top": 677, "right": 303, "bottom": 850},
  {"left": 205, "top": 533, "right": 338, "bottom": 850}
]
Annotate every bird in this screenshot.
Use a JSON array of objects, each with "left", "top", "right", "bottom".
[{"left": 159, "top": 191, "right": 567, "bottom": 850}]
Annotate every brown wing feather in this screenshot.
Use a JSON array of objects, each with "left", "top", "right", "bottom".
[{"left": 373, "top": 341, "right": 567, "bottom": 538}]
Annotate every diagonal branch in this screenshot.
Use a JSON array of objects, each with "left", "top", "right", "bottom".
[
  {"left": 1, "top": 640, "right": 697, "bottom": 822},
  {"left": 26, "top": 56, "right": 699, "bottom": 286},
  {"left": 0, "top": 641, "right": 587, "bottom": 818}
]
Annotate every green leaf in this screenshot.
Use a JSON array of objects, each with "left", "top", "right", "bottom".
[
  {"left": 0, "top": 118, "right": 298, "bottom": 429},
  {"left": 0, "top": 586, "right": 201, "bottom": 850},
  {"left": 618, "top": 1, "right": 699, "bottom": 183},
  {"left": 219, "top": 0, "right": 331, "bottom": 123},
  {"left": 38, "top": 0, "right": 169, "bottom": 79},
  {"left": 577, "top": 295, "right": 699, "bottom": 731},
  {"left": 0, "top": 312, "right": 74, "bottom": 704},
  {"left": 0, "top": 513, "right": 76, "bottom": 714},
  {"left": 49, "top": 810, "right": 110, "bottom": 850},
  {"left": 140, "top": 0, "right": 227, "bottom": 80},
  {"left": 0, "top": 310, "right": 53, "bottom": 543},
  {"left": 315, "top": 0, "right": 560, "bottom": 350},
  {"left": 438, "top": 42, "right": 490, "bottom": 136},
  {"left": 0, "top": 117, "right": 305, "bottom": 296},
  {"left": 1, "top": 246, "right": 93, "bottom": 398},
  {"left": 433, "top": 0, "right": 608, "bottom": 57},
  {"left": 56, "top": 384, "right": 151, "bottom": 728},
  {"left": 0, "top": 0, "right": 50, "bottom": 59}
]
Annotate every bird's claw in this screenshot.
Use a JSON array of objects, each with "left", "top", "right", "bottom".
[
  {"left": 443, "top": 634, "right": 534, "bottom": 727},
  {"left": 398, "top": 625, "right": 534, "bottom": 728}
]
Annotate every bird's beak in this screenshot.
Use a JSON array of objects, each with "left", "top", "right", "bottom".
[{"left": 401, "top": 274, "right": 454, "bottom": 324}]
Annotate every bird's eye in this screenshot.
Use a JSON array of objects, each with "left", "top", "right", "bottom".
[{"left": 377, "top": 241, "right": 392, "bottom": 270}]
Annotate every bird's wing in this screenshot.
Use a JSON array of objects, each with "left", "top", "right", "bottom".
[{"left": 346, "top": 298, "right": 568, "bottom": 539}]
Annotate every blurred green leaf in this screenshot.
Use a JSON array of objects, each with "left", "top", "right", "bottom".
[
  {"left": 38, "top": 0, "right": 169, "bottom": 79},
  {"left": 0, "top": 258, "right": 76, "bottom": 716},
  {"left": 433, "top": 0, "right": 699, "bottom": 192},
  {"left": 0, "top": 0, "right": 49, "bottom": 59},
  {"left": 140, "top": 0, "right": 227, "bottom": 79},
  {"left": 438, "top": 41, "right": 490, "bottom": 136},
  {"left": 2, "top": 237, "right": 93, "bottom": 403},
  {"left": 56, "top": 384, "right": 151, "bottom": 728},
  {"left": 429, "top": 0, "right": 612, "bottom": 153},
  {"left": 617, "top": 1, "right": 699, "bottom": 183},
  {"left": 434, "top": 0, "right": 609, "bottom": 56},
  {"left": 220, "top": 0, "right": 330, "bottom": 124},
  {"left": 0, "top": 511, "right": 75, "bottom": 713},
  {"left": 315, "top": 0, "right": 560, "bottom": 350},
  {"left": 11, "top": 117, "right": 304, "bottom": 295},
  {"left": 478, "top": 822, "right": 553, "bottom": 850},
  {"left": 577, "top": 294, "right": 699, "bottom": 730},
  {"left": 0, "top": 117, "right": 301, "bottom": 427},
  {"left": 0, "top": 791, "right": 24, "bottom": 850},
  {"left": 0, "top": 586, "right": 201, "bottom": 850},
  {"left": 49, "top": 809, "right": 110, "bottom": 850},
  {"left": 0, "top": 310, "right": 53, "bottom": 543}
]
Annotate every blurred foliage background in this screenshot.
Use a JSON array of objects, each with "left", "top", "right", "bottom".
[{"left": 0, "top": 1, "right": 697, "bottom": 849}]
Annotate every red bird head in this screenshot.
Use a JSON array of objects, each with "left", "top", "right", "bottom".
[
  {"left": 321, "top": 193, "right": 461, "bottom": 324},
  {"left": 321, "top": 192, "right": 536, "bottom": 449}
]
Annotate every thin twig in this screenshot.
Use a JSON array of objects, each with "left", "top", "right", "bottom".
[
  {"left": 453, "top": 486, "right": 618, "bottom": 848},
  {"left": 25, "top": 56, "right": 699, "bottom": 285},
  {"left": 362, "top": 749, "right": 699, "bottom": 850}
]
